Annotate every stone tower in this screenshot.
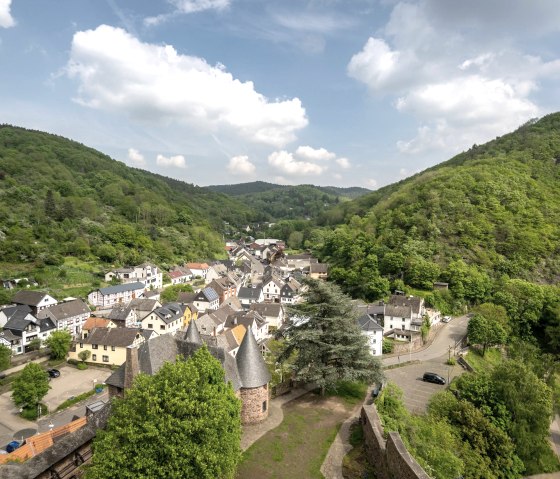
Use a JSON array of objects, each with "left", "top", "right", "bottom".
[{"left": 236, "top": 328, "right": 271, "bottom": 424}]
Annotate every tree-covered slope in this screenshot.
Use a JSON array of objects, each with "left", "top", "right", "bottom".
[
  {"left": 317, "top": 114, "right": 560, "bottom": 291},
  {"left": 207, "top": 182, "right": 370, "bottom": 221},
  {"left": 0, "top": 125, "right": 255, "bottom": 268}
]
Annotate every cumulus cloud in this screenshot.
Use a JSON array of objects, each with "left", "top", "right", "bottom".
[
  {"left": 0, "top": 0, "right": 15, "bottom": 28},
  {"left": 228, "top": 155, "right": 256, "bottom": 176},
  {"left": 156, "top": 154, "right": 186, "bottom": 168},
  {"left": 348, "top": 0, "right": 559, "bottom": 154},
  {"left": 128, "top": 148, "right": 146, "bottom": 166},
  {"left": 65, "top": 25, "right": 307, "bottom": 147},
  {"left": 336, "top": 157, "right": 351, "bottom": 169},
  {"left": 295, "top": 145, "right": 336, "bottom": 161},
  {"left": 268, "top": 150, "right": 324, "bottom": 176}
]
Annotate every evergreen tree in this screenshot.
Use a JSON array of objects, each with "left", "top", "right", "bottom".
[
  {"left": 87, "top": 346, "right": 241, "bottom": 479},
  {"left": 44, "top": 189, "right": 56, "bottom": 218},
  {"left": 280, "top": 279, "right": 383, "bottom": 394}
]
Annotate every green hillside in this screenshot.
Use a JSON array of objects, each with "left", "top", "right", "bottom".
[
  {"left": 0, "top": 125, "right": 255, "bottom": 273},
  {"left": 207, "top": 181, "right": 370, "bottom": 221},
  {"left": 317, "top": 114, "right": 560, "bottom": 288}
]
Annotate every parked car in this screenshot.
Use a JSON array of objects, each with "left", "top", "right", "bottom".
[
  {"left": 47, "top": 369, "right": 60, "bottom": 378},
  {"left": 6, "top": 441, "right": 21, "bottom": 453},
  {"left": 442, "top": 316, "right": 452, "bottom": 323},
  {"left": 422, "top": 372, "right": 446, "bottom": 385},
  {"left": 372, "top": 381, "right": 386, "bottom": 398}
]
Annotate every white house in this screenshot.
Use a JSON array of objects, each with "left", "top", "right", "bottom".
[
  {"left": 238, "top": 287, "right": 264, "bottom": 309},
  {"left": 262, "top": 277, "right": 283, "bottom": 303},
  {"left": 185, "top": 262, "right": 210, "bottom": 279},
  {"left": 193, "top": 287, "right": 219, "bottom": 313},
  {"left": 37, "top": 299, "right": 91, "bottom": 338},
  {"left": 12, "top": 290, "right": 58, "bottom": 314},
  {"left": 249, "top": 303, "right": 285, "bottom": 330},
  {"left": 168, "top": 266, "right": 193, "bottom": 285},
  {"left": 357, "top": 314, "right": 383, "bottom": 356},
  {"left": 141, "top": 303, "right": 184, "bottom": 335},
  {"left": 104, "top": 263, "right": 163, "bottom": 290},
  {"left": 87, "top": 282, "right": 146, "bottom": 308},
  {"left": 2, "top": 305, "right": 57, "bottom": 353}
]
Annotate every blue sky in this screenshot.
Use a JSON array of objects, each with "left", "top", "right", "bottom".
[{"left": 1, "top": 1, "right": 560, "bottom": 189}]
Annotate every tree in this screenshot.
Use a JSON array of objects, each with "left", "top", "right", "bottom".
[
  {"left": 0, "top": 344, "right": 11, "bottom": 371},
  {"left": 45, "top": 330, "right": 73, "bottom": 360},
  {"left": 27, "top": 338, "right": 42, "bottom": 352},
  {"left": 280, "top": 279, "right": 384, "bottom": 394},
  {"left": 44, "top": 189, "right": 56, "bottom": 218},
  {"left": 160, "top": 283, "right": 194, "bottom": 303},
  {"left": 12, "top": 363, "right": 50, "bottom": 409},
  {"left": 78, "top": 350, "right": 91, "bottom": 363},
  {"left": 87, "top": 346, "right": 241, "bottom": 479},
  {"left": 467, "top": 313, "right": 508, "bottom": 356}
]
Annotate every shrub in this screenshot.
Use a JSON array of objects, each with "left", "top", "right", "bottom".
[
  {"left": 77, "top": 362, "right": 88, "bottom": 370},
  {"left": 382, "top": 339, "right": 394, "bottom": 354}
]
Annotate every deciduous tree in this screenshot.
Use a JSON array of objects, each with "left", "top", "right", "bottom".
[
  {"left": 0, "top": 344, "right": 11, "bottom": 371},
  {"left": 12, "top": 363, "right": 50, "bottom": 409},
  {"left": 45, "top": 330, "right": 73, "bottom": 360},
  {"left": 87, "top": 346, "right": 241, "bottom": 479},
  {"left": 467, "top": 313, "right": 508, "bottom": 356}
]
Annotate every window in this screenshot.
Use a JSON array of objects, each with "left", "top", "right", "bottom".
[
  {"left": 92, "top": 354, "right": 97, "bottom": 361},
  {"left": 92, "top": 344, "right": 98, "bottom": 350},
  {"left": 102, "top": 355, "right": 109, "bottom": 363},
  {"left": 148, "top": 324, "right": 153, "bottom": 329},
  {"left": 160, "top": 325, "right": 165, "bottom": 330},
  {"left": 111, "top": 346, "right": 115, "bottom": 351},
  {"left": 262, "top": 401, "right": 267, "bottom": 412},
  {"left": 103, "top": 345, "right": 107, "bottom": 351}
]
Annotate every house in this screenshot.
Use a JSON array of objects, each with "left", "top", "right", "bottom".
[
  {"left": 193, "top": 287, "right": 219, "bottom": 313},
  {"left": 104, "top": 263, "right": 163, "bottom": 290},
  {"left": 81, "top": 317, "right": 117, "bottom": 338},
  {"left": 280, "top": 277, "right": 303, "bottom": 305},
  {"left": 0, "top": 329, "right": 22, "bottom": 355},
  {"left": 309, "top": 263, "right": 328, "bottom": 280},
  {"left": 181, "top": 303, "right": 198, "bottom": 329},
  {"left": 238, "top": 287, "right": 264, "bottom": 309},
  {"left": 225, "top": 310, "right": 269, "bottom": 342},
  {"left": 357, "top": 314, "right": 383, "bottom": 356},
  {"left": 2, "top": 305, "right": 57, "bottom": 352},
  {"left": 216, "top": 325, "right": 245, "bottom": 357},
  {"left": 12, "top": 290, "right": 58, "bottom": 314},
  {"left": 168, "top": 266, "right": 193, "bottom": 285},
  {"left": 69, "top": 327, "right": 146, "bottom": 366},
  {"left": 128, "top": 298, "right": 161, "bottom": 323},
  {"left": 87, "top": 282, "right": 145, "bottom": 308},
  {"left": 262, "top": 276, "right": 284, "bottom": 303},
  {"left": 185, "top": 262, "right": 210, "bottom": 279},
  {"left": 36, "top": 299, "right": 91, "bottom": 338},
  {"left": 285, "top": 253, "right": 315, "bottom": 271},
  {"left": 104, "top": 305, "right": 137, "bottom": 328},
  {"left": 141, "top": 303, "right": 184, "bottom": 335},
  {"left": 208, "top": 277, "right": 237, "bottom": 304},
  {"left": 105, "top": 321, "right": 271, "bottom": 425},
  {"left": 250, "top": 303, "right": 285, "bottom": 331}
]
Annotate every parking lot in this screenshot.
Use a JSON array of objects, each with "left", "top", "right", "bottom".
[
  {"left": 0, "top": 364, "right": 112, "bottom": 447},
  {"left": 384, "top": 355, "right": 465, "bottom": 413}
]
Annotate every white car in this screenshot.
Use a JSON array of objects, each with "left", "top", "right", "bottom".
[{"left": 442, "top": 316, "right": 452, "bottom": 323}]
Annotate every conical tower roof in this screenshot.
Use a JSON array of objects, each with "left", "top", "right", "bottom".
[
  {"left": 185, "top": 319, "right": 202, "bottom": 345},
  {"left": 236, "top": 328, "right": 271, "bottom": 388}
]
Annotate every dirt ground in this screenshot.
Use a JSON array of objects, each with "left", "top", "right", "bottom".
[{"left": 237, "top": 392, "right": 354, "bottom": 479}]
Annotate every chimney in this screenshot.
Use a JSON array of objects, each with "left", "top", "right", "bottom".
[{"left": 124, "top": 345, "right": 140, "bottom": 389}]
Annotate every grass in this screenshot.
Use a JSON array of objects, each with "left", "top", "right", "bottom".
[
  {"left": 464, "top": 348, "right": 503, "bottom": 372},
  {"left": 237, "top": 392, "right": 355, "bottom": 479},
  {"left": 56, "top": 384, "right": 105, "bottom": 412},
  {"left": 342, "top": 421, "right": 375, "bottom": 479},
  {"left": 326, "top": 381, "right": 368, "bottom": 406}
]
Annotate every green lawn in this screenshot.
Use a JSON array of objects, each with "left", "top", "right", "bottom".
[
  {"left": 237, "top": 392, "right": 356, "bottom": 479},
  {"left": 464, "top": 348, "right": 503, "bottom": 372}
]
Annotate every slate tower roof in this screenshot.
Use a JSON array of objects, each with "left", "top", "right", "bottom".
[
  {"left": 236, "top": 328, "right": 271, "bottom": 388},
  {"left": 185, "top": 319, "right": 203, "bottom": 344}
]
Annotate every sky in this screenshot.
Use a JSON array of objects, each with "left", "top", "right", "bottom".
[{"left": 1, "top": 1, "right": 560, "bottom": 189}]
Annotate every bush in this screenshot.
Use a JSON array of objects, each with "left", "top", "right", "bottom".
[
  {"left": 446, "top": 357, "right": 457, "bottom": 366},
  {"left": 21, "top": 403, "right": 48, "bottom": 421},
  {"left": 77, "top": 362, "right": 88, "bottom": 370},
  {"left": 382, "top": 339, "right": 394, "bottom": 354},
  {"left": 67, "top": 358, "right": 79, "bottom": 366}
]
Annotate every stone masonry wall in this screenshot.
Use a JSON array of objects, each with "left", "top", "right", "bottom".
[
  {"left": 361, "top": 404, "right": 431, "bottom": 479},
  {"left": 239, "top": 385, "right": 269, "bottom": 425}
]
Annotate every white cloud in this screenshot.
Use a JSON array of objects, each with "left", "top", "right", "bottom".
[
  {"left": 348, "top": 1, "right": 559, "bottom": 155},
  {"left": 0, "top": 0, "right": 15, "bottom": 28},
  {"left": 228, "top": 155, "right": 256, "bottom": 176},
  {"left": 145, "top": 0, "right": 230, "bottom": 25},
  {"left": 295, "top": 145, "right": 336, "bottom": 162},
  {"left": 366, "top": 178, "right": 378, "bottom": 188},
  {"left": 156, "top": 154, "right": 186, "bottom": 168},
  {"left": 268, "top": 150, "right": 325, "bottom": 176},
  {"left": 66, "top": 25, "right": 307, "bottom": 148},
  {"left": 336, "top": 157, "right": 351, "bottom": 169},
  {"left": 128, "top": 148, "right": 146, "bottom": 166}
]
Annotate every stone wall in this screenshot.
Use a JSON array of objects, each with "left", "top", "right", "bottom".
[
  {"left": 361, "top": 404, "right": 431, "bottom": 479},
  {"left": 239, "top": 384, "right": 269, "bottom": 424}
]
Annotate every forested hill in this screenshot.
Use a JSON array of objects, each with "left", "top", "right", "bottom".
[
  {"left": 206, "top": 181, "right": 370, "bottom": 221},
  {"left": 0, "top": 125, "right": 255, "bottom": 267},
  {"left": 316, "top": 113, "right": 560, "bottom": 295}
]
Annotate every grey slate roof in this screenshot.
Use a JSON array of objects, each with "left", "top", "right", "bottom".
[
  {"left": 4, "top": 305, "right": 36, "bottom": 332},
  {"left": 37, "top": 299, "right": 90, "bottom": 321},
  {"left": 385, "top": 304, "right": 412, "bottom": 319},
  {"left": 250, "top": 303, "right": 283, "bottom": 318},
  {"left": 177, "top": 292, "right": 197, "bottom": 304},
  {"left": 83, "top": 327, "right": 142, "bottom": 348},
  {"left": 12, "top": 290, "right": 52, "bottom": 307},
  {"left": 151, "top": 302, "right": 184, "bottom": 324},
  {"left": 185, "top": 319, "right": 203, "bottom": 344},
  {"left": 38, "top": 317, "right": 56, "bottom": 332},
  {"left": 388, "top": 295, "right": 423, "bottom": 315},
  {"left": 357, "top": 314, "right": 383, "bottom": 332},
  {"left": 238, "top": 287, "right": 262, "bottom": 301},
  {"left": 0, "top": 329, "right": 20, "bottom": 342},
  {"left": 98, "top": 282, "right": 145, "bottom": 296},
  {"left": 236, "top": 328, "right": 271, "bottom": 388},
  {"left": 106, "top": 305, "right": 133, "bottom": 322}
]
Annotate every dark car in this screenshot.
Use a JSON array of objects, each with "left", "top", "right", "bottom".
[
  {"left": 6, "top": 441, "right": 21, "bottom": 453},
  {"left": 422, "top": 372, "right": 446, "bottom": 385},
  {"left": 47, "top": 369, "right": 60, "bottom": 378}
]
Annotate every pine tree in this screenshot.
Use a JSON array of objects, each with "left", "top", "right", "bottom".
[{"left": 281, "top": 279, "right": 384, "bottom": 394}]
